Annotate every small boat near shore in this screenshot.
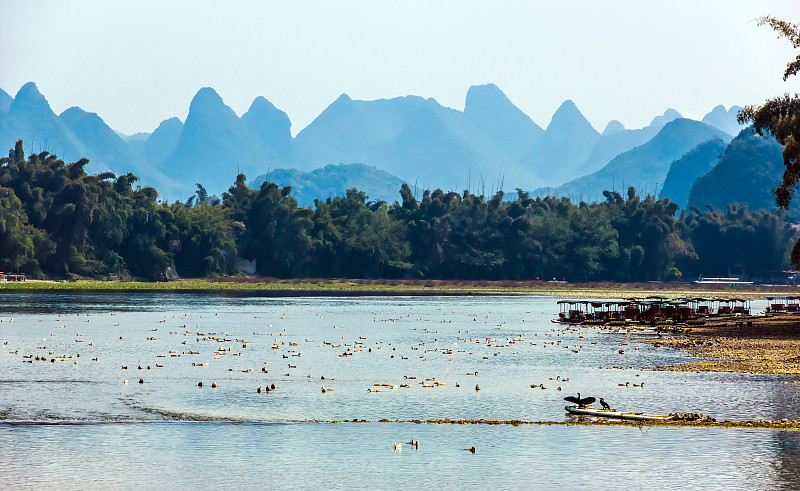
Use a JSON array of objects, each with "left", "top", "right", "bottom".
[
  {"left": 553, "top": 297, "right": 751, "bottom": 326},
  {"left": 565, "top": 405, "right": 675, "bottom": 421}
]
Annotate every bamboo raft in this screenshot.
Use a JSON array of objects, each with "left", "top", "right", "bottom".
[{"left": 565, "top": 405, "right": 675, "bottom": 421}]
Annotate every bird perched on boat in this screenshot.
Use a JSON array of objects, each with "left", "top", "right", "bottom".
[
  {"left": 599, "top": 398, "right": 611, "bottom": 410},
  {"left": 564, "top": 392, "right": 595, "bottom": 407}
]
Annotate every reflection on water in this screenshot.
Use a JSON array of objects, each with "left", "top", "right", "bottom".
[
  {"left": 774, "top": 429, "right": 800, "bottom": 488},
  {"left": 0, "top": 423, "right": 795, "bottom": 490},
  {"left": 0, "top": 292, "right": 797, "bottom": 489}
]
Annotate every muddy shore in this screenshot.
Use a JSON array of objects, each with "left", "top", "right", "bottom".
[{"left": 649, "top": 315, "right": 800, "bottom": 375}]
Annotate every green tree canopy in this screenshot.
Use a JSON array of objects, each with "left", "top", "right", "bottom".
[
  {"left": 738, "top": 17, "right": 800, "bottom": 240},
  {"left": 1, "top": 140, "right": 794, "bottom": 282}
]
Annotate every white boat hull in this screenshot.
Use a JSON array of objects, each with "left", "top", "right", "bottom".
[{"left": 566, "top": 405, "right": 675, "bottom": 421}]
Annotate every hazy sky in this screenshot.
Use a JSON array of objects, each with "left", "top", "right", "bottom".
[{"left": 2, "top": 1, "right": 798, "bottom": 135}]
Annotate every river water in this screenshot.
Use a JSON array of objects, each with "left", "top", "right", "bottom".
[{"left": 0, "top": 292, "right": 797, "bottom": 489}]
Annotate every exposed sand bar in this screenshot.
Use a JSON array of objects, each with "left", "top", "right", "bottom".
[{"left": 650, "top": 315, "right": 800, "bottom": 375}]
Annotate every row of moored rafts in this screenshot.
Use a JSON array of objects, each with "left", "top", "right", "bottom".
[{"left": 553, "top": 297, "right": 752, "bottom": 326}]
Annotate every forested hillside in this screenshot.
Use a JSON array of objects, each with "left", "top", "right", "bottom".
[
  {"left": 659, "top": 137, "right": 727, "bottom": 208},
  {"left": 251, "top": 164, "right": 405, "bottom": 207},
  {"left": 688, "top": 128, "right": 792, "bottom": 214},
  {"left": 1, "top": 141, "right": 794, "bottom": 282}
]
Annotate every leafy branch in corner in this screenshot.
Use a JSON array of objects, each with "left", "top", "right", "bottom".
[{"left": 737, "top": 16, "right": 800, "bottom": 264}]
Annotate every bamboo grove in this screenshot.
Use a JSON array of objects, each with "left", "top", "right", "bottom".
[{"left": 0, "top": 141, "right": 796, "bottom": 282}]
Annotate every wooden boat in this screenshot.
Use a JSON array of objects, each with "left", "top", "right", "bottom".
[{"left": 565, "top": 405, "right": 675, "bottom": 421}]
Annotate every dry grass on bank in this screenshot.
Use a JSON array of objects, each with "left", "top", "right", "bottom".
[{"left": 3, "top": 277, "right": 800, "bottom": 301}]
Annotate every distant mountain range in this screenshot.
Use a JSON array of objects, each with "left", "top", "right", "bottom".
[
  {"left": 0, "top": 88, "right": 12, "bottom": 114},
  {"left": 294, "top": 87, "right": 542, "bottom": 192},
  {"left": 701, "top": 105, "right": 744, "bottom": 136},
  {"left": 523, "top": 99, "right": 600, "bottom": 184},
  {"left": 534, "top": 119, "right": 732, "bottom": 202},
  {"left": 577, "top": 108, "right": 683, "bottom": 179},
  {"left": 126, "top": 117, "right": 183, "bottom": 168},
  {"left": 0, "top": 81, "right": 748, "bottom": 204},
  {"left": 0, "top": 82, "right": 177, "bottom": 194}
]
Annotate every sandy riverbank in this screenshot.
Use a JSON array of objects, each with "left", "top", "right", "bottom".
[
  {"left": 2, "top": 277, "right": 800, "bottom": 299},
  {"left": 651, "top": 315, "right": 800, "bottom": 375}
]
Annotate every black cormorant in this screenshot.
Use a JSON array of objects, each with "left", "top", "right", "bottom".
[{"left": 563, "top": 392, "right": 596, "bottom": 407}]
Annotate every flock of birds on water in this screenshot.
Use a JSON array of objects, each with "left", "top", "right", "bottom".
[{"left": 0, "top": 304, "right": 657, "bottom": 450}]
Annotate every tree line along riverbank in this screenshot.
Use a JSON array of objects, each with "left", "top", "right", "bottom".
[{"left": 1, "top": 141, "right": 797, "bottom": 283}]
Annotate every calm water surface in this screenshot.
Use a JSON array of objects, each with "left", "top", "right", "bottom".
[{"left": 0, "top": 292, "right": 797, "bottom": 489}]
